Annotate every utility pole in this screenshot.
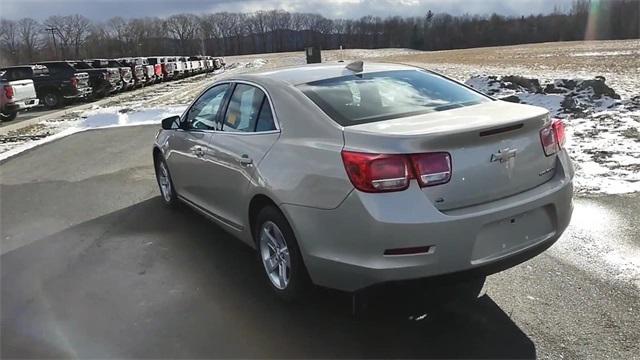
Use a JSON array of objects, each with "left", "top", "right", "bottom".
[{"left": 45, "top": 27, "right": 58, "bottom": 59}]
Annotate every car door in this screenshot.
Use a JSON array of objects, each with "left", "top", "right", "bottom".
[
  {"left": 165, "top": 83, "right": 230, "bottom": 207},
  {"left": 204, "top": 82, "right": 280, "bottom": 230}
]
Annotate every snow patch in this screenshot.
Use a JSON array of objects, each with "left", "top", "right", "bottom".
[
  {"left": 0, "top": 106, "right": 187, "bottom": 162},
  {"left": 466, "top": 75, "right": 639, "bottom": 195}
]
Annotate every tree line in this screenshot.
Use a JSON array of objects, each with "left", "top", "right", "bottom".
[{"left": 0, "top": 0, "right": 638, "bottom": 66}]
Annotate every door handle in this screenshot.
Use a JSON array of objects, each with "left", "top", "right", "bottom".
[
  {"left": 192, "top": 146, "right": 205, "bottom": 157},
  {"left": 238, "top": 154, "right": 253, "bottom": 165}
]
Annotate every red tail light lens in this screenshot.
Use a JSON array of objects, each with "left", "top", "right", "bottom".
[
  {"left": 540, "top": 118, "right": 565, "bottom": 156},
  {"left": 410, "top": 152, "right": 452, "bottom": 187},
  {"left": 341, "top": 150, "right": 452, "bottom": 193},
  {"left": 341, "top": 151, "right": 410, "bottom": 192},
  {"left": 552, "top": 119, "right": 566, "bottom": 148},
  {"left": 3, "top": 85, "right": 14, "bottom": 99},
  {"left": 70, "top": 76, "right": 78, "bottom": 88}
]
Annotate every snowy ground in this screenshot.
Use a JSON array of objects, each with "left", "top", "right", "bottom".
[{"left": 1, "top": 44, "right": 638, "bottom": 197}]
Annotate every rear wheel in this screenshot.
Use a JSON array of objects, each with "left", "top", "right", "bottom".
[
  {"left": 255, "top": 206, "right": 311, "bottom": 301},
  {"left": 42, "top": 91, "right": 63, "bottom": 108},
  {"left": 0, "top": 110, "right": 17, "bottom": 121}
]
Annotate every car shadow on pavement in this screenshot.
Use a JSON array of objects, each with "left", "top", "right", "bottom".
[{"left": 1, "top": 197, "right": 535, "bottom": 359}]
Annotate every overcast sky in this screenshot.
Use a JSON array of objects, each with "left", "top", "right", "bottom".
[{"left": 1, "top": 0, "right": 576, "bottom": 21}]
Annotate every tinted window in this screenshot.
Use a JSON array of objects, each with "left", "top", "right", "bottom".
[
  {"left": 73, "top": 62, "right": 92, "bottom": 70},
  {"left": 299, "top": 70, "right": 490, "bottom": 126},
  {"left": 2, "top": 68, "right": 30, "bottom": 80},
  {"left": 256, "top": 99, "right": 276, "bottom": 132},
  {"left": 185, "top": 84, "right": 230, "bottom": 130},
  {"left": 223, "top": 84, "right": 265, "bottom": 133},
  {"left": 45, "top": 65, "right": 61, "bottom": 74}
]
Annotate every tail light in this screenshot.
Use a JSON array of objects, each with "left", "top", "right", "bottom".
[
  {"left": 70, "top": 76, "right": 78, "bottom": 88},
  {"left": 341, "top": 152, "right": 410, "bottom": 192},
  {"left": 341, "top": 151, "right": 452, "bottom": 193},
  {"left": 540, "top": 118, "right": 566, "bottom": 156},
  {"left": 4, "top": 85, "right": 14, "bottom": 99},
  {"left": 410, "top": 152, "right": 452, "bottom": 187},
  {"left": 552, "top": 119, "right": 566, "bottom": 147}
]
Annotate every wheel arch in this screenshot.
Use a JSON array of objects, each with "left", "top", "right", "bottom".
[
  {"left": 248, "top": 194, "right": 279, "bottom": 241},
  {"left": 152, "top": 146, "right": 163, "bottom": 162}
]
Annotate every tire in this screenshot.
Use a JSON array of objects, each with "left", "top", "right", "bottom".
[
  {"left": 254, "top": 205, "right": 311, "bottom": 301},
  {"left": 0, "top": 110, "right": 17, "bottom": 121},
  {"left": 155, "top": 156, "right": 178, "bottom": 207},
  {"left": 42, "top": 91, "right": 63, "bottom": 108}
]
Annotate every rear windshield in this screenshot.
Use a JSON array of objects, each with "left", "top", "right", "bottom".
[{"left": 299, "top": 70, "right": 490, "bottom": 126}]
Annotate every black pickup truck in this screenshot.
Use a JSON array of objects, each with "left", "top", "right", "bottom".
[
  {"left": 1, "top": 63, "right": 92, "bottom": 108},
  {"left": 70, "top": 60, "right": 121, "bottom": 97}
]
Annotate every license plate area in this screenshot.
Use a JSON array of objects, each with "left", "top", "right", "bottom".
[{"left": 471, "top": 206, "right": 555, "bottom": 264}]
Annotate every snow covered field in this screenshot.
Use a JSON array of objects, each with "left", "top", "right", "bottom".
[{"left": 1, "top": 42, "right": 638, "bottom": 197}]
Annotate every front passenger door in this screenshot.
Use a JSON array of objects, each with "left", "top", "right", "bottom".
[{"left": 165, "top": 83, "right": 229, "bottom": 207}]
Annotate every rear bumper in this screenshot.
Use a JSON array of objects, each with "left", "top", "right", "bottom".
[
  {"left": 64, "top": 87, "right": 93, "bottom": 99},
  {"left": 7, "top": 98, "right": 39, "bottom": 111},
  {"left": 281, "top": 152, "right": 574, "bottom": 292}
]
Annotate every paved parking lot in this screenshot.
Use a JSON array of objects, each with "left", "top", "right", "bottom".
[{"left": 1, "top": 126, "right": 639, "bottom": 358}]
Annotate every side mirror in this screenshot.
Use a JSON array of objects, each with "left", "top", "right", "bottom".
[{"left": 161, "top": 115, "right": 180, "bottom": 130}]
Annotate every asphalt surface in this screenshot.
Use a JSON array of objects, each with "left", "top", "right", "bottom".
[
  {"left": 1, "top": 126, "right": 639, "bottom": 358},
  {"left": 0, "top": 107, "right": 57, "bottom": 128}
]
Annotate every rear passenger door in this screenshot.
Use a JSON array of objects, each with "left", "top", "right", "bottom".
[{"left": 205, "top": 82, "right": 279, "bottom": 230}]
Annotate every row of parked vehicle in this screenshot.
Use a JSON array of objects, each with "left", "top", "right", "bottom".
[{"left": 0, "top": 56, "right": 225, "bottom": 121}]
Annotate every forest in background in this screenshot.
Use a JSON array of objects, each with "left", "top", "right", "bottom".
[{"left": 0, "top": 0, "right": 638, "bottom": 66}]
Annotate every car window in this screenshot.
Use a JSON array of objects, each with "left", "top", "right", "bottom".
[
  {"left": 299, "top": 69, "right": 490, "bottom": 126},
  {"left": 256, "top": 99, "right": 276, "bottom": 132},
  {"left": 45, "top": 65, "right": 60, "bottom": 74},
  {"left": 185, "top": 84, "right": 230, "bottom": 130},
  {"left": 223, "top": 84, "right": 267, "bottom": 133}
]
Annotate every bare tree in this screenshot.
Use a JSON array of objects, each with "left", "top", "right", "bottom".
[
  {"left": 1, "top": 1, "right": 639, "bottom": 66},
  {"left": 68, "top": 15, "right": 91, "bottom": 58},
  {"left": 17, "top": 18, "right": 41, "bottom": 62},
  {"left": 0, "top": 19, "right": 21, "bottom": 63},
  {"left": 165, "top": 14, "right": 198, "bottom": 54},
  {"left": 106, "top": 16, "right": 128, "bottom": 55}
]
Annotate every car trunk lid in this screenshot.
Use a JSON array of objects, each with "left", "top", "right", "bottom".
[{"left": 342, "top": 101, "right": 558, "bottom": 210}]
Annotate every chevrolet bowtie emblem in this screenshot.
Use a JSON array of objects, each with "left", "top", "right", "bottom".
[{"left": 490, "top": 148, "right": 517, "bottom": 163}]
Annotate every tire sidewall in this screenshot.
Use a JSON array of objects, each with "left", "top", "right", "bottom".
[
  {"left": 254, "top": 206, "right": 310, "bottom": 301},
  {"left": 155, "top": 156, "right": 178, "bottom": 207},
  {"left": 0, "top": 110, "right": 17, "bottom": 121},
  {"left": 43, "top": 92, "right": 61, "bottom": 108}
]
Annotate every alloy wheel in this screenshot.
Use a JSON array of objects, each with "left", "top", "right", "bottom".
[
  {"left": 259, "top": 221, "right": 291, "bottom": 290},
  {"left": 157, "top": 161, "right": 172, "bottom": 202}
]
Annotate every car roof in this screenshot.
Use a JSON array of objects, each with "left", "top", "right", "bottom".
[
  {"left": 2, "top": 65, "right": 43, "bottom": 70},
  {"left": 233, "top": 62, "right": 420, "bottom": 86}
]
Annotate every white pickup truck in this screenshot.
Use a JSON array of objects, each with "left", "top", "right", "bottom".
[{"left": 0, "top": 75, "right": 39, "bottom": 121}]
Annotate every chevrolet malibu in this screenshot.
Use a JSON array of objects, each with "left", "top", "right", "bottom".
[{"left": 153, "top": 62, "right": 574, "bottom": 301}]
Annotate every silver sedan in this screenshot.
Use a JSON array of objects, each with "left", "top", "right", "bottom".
[{"left": 153, "top": 62, "right": 574, "bottom": 301}]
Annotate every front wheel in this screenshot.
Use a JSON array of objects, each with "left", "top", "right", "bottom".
[
  {"left": 155, "top": 156, "right": 178, "bottom": 207},
  {"left": 255, "top": 206, "right": 311, "bottom": 301}
]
